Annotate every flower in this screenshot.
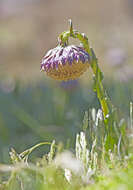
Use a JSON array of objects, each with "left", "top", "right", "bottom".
[
  {"left": 41, "top": 45, "right": 90, "bottom": 81},
  {"left": 60, "top": 80, "right": 79, "bottom": 91},
  {"left": 105, "top": 48, "right": 127, "bottom": 67}
]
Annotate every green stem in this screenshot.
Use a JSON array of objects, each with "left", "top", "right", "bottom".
[
  {"left": 59, "top": 20, "right": 110, "bottom": 119},
  {"left": 90, "top": 48, "right": 110, "bottom": 118}
]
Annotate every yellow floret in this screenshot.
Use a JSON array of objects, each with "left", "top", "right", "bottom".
[{"left": 46, "top": 60, "right": 89, "bottom": 81}]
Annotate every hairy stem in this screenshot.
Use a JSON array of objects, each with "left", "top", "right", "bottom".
[{"left": 59, "top": 20, "right": 111, "bottom": 119}]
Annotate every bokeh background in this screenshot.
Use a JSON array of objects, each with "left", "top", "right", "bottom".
[{"left": 0, "top": 0, "right": 133, "bottom": 163}]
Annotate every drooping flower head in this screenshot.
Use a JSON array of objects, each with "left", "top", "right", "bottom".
[{"left": 41, "top": 45, "right": 90, "bottom": 81}]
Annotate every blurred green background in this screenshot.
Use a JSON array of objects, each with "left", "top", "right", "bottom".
[{"left": 0, "top": 0, "right": 133, "bottom": 163}]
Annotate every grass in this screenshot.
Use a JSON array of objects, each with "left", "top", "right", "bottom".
[
  {"left": 0, "top": 79, "right": 132, "bottom": 160},
  {"left": 0, "top": 84, "right": 133, "bottom": 189}
]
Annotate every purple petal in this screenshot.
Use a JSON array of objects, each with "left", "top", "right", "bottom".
[
  {"left": 43, "top": 49, "right": 52, "bottom": 59},
  {"left": 72, "top": 47, "right": 79, "bottom": 52},
  {"left": 77, "top": 46, "right": 89, "bottom": 55},
  {"left": 40, "top": 64, "right": 45, "bottom": 71},
  {"left": 45, "top": 62, "right": 51, "bottom": 70},
  {"left": 85, "top": 54, "right": 90, "bottom": 62},
  {"left": 67, "top": 56, "right": 73, "bottom": 65},
  {"left": 45, "top": 56, "right": 53, "bottom": 62},
  {"left": 54, "top": 60, "right": 59, "bottom": 69},
  {"left": 59, "top": 48, "right": 64, "bottom": 56},
  {"left": 74, "top": 54, "right": 79, "bottom": 63},
  {"left": 71, "top": 53, "right": 75, "bottom": 62},
  {"left": 79, "top": 53, "right": 85, "bottom": 63},
  {"left": 51, "top": 61, "right": 56, "bottom": 69},
  {"left": 61, "top": 57, "right": 66, "bottom": 65}
]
